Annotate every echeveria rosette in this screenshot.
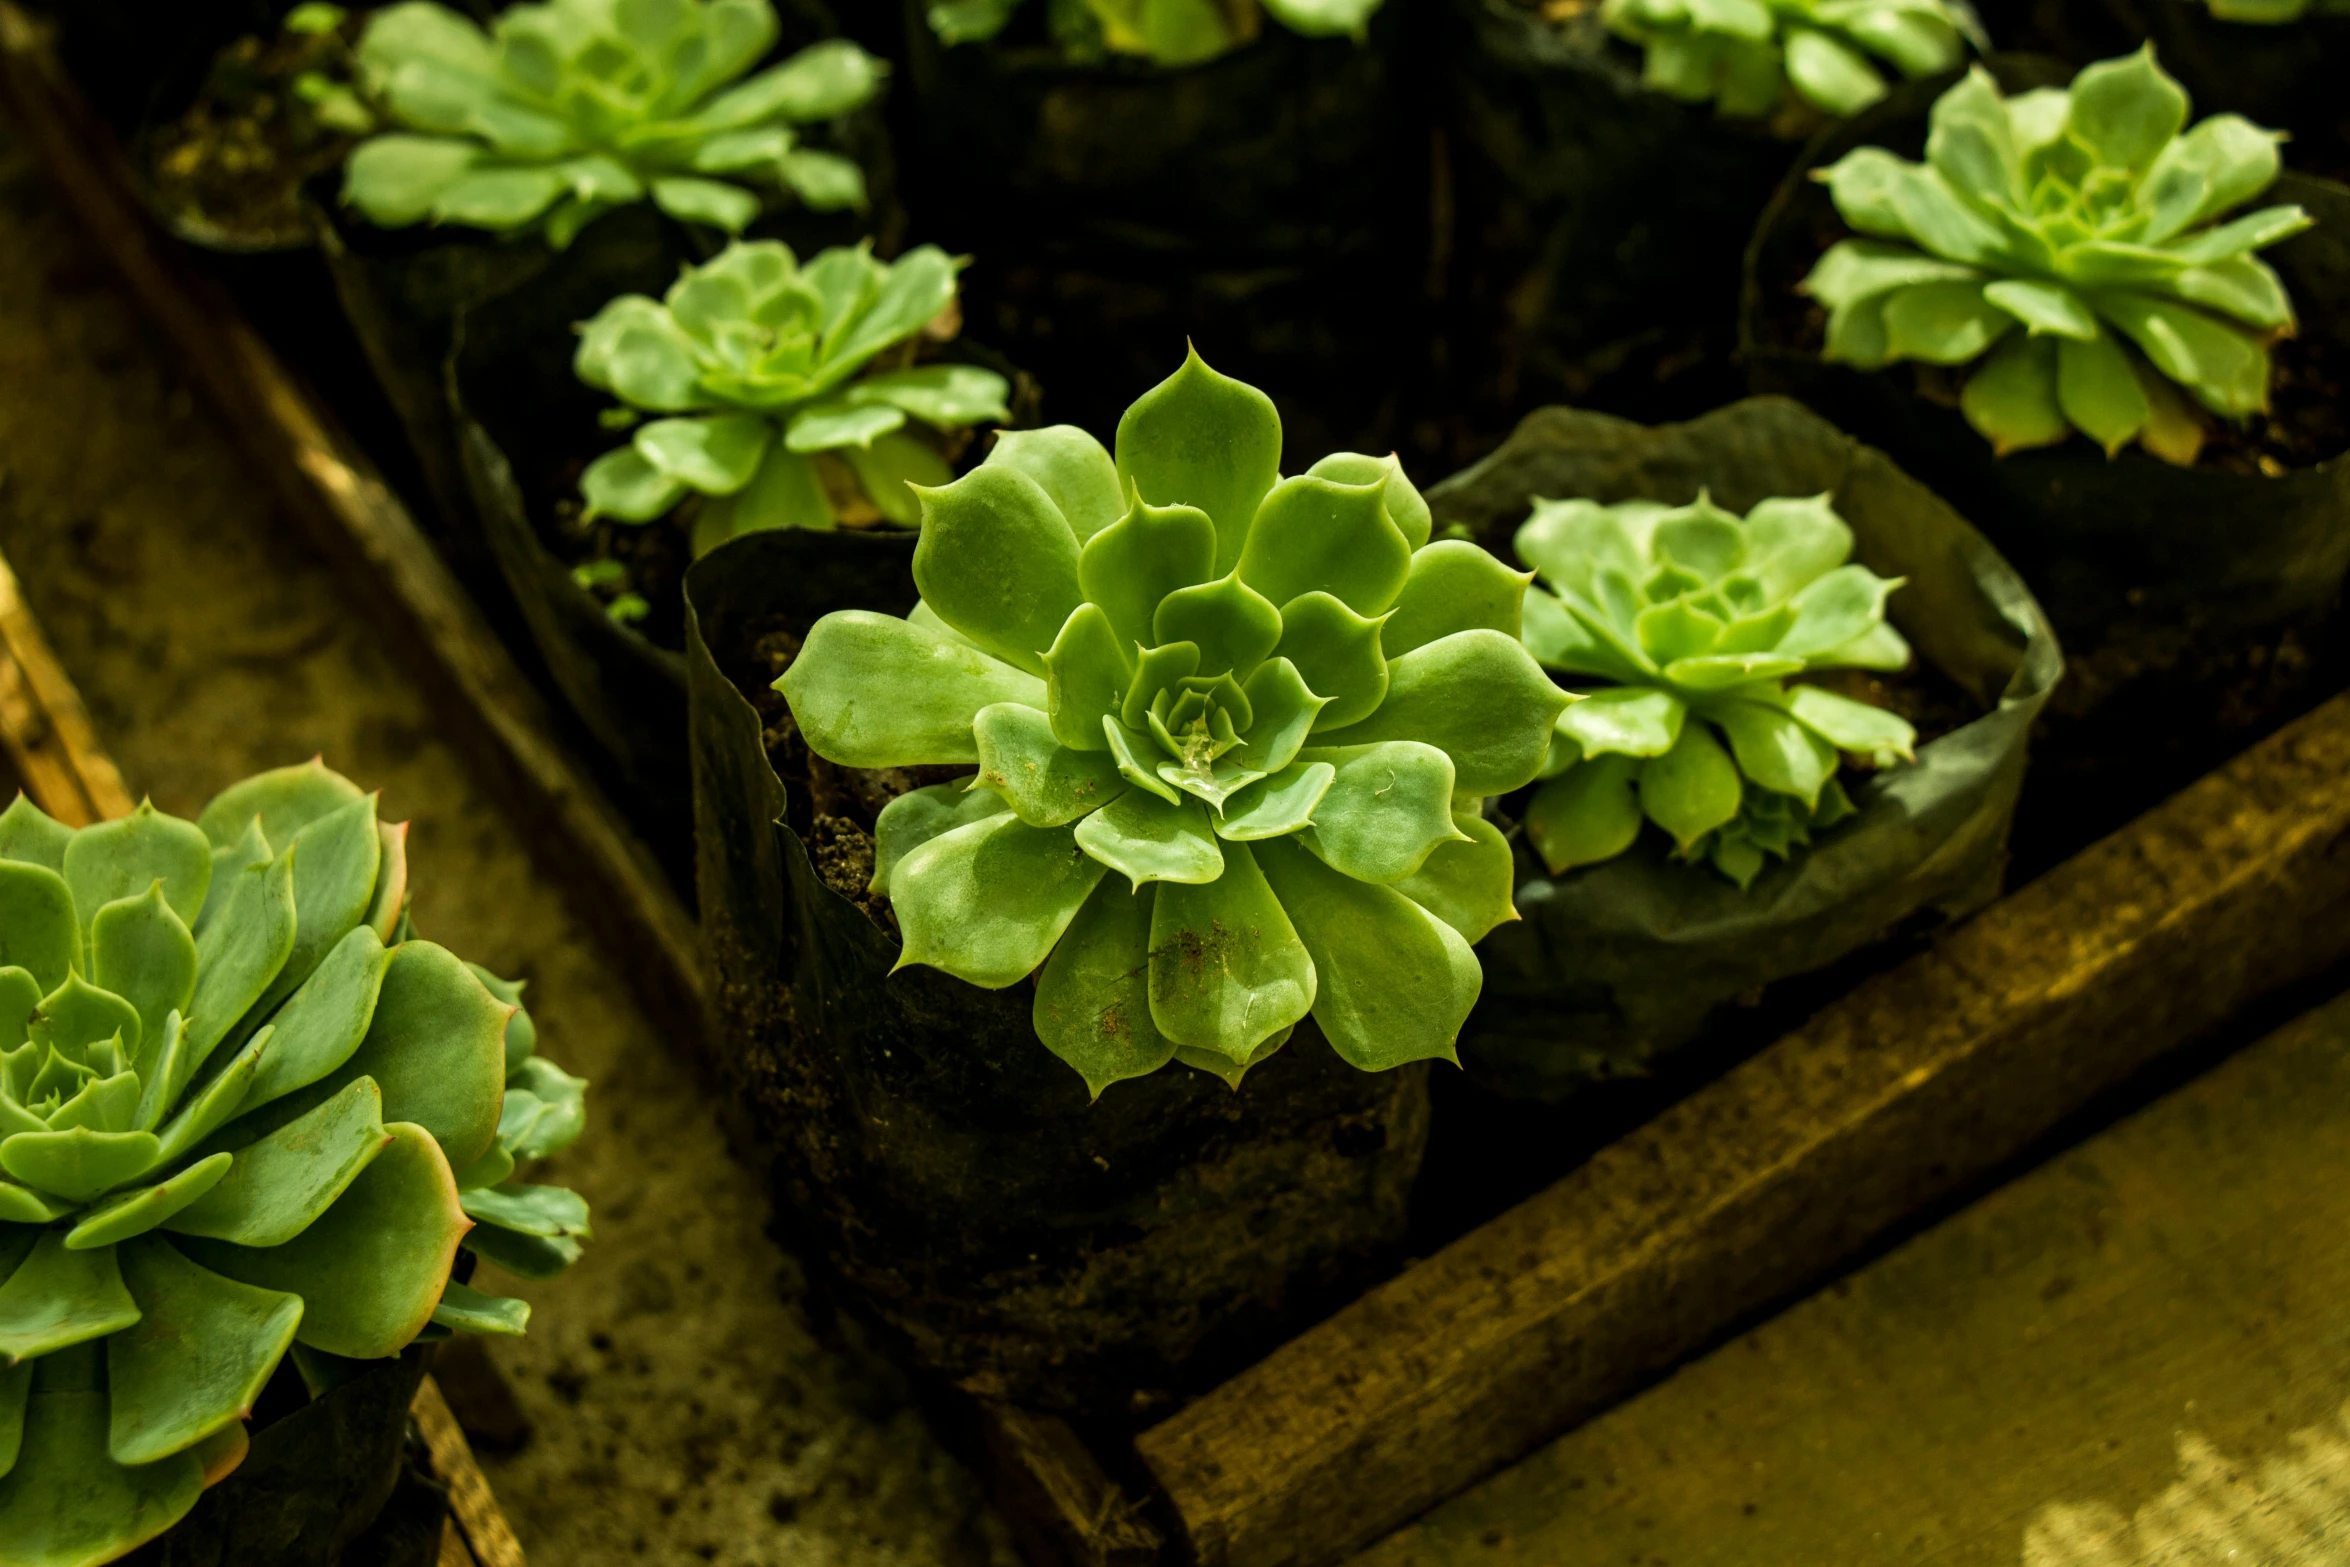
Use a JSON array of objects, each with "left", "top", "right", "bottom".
[
  {"left": 778, "top": 351, "right": 1569, "bottom": 1093},
  {"left": 927, "top": 0, "right": 1384, "bottom": 65},
  {"left": 0, "top": 762, "right": 590, "bottom": 1567},
  {"left": 343, "top": 0, "right": 884, "bottom": 248},
  {"left": 1516, "top": 492, "right": 1919, "bottom": 889},
  {"left": 1602, "top": 0, "right": 1969, "bottom": 121},
  {"left": 1802, "top": 50, "right": 2312, "bottom": 465},
  {"left": 576, "top": 240, "right": 1010, "bottom": 557}
]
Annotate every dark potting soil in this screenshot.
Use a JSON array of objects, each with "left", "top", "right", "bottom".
[{"left": 726, "top": 611, "right": 965, "bottom": 924}]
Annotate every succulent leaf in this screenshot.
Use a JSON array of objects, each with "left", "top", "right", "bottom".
[
  {"left": 1032, "top": 879, "right": 1179, "bottom": 1096},
  {"left": 0, "top": 771, "right": 589, "bottom": 1564},
  {"left": 176, "top": 1122, "right": 466, "bottom": 1361},
  {"left": 1254, "top": 837, "right": 1481, "bottom": 1071},
  {"left": 1115, "top": 348, "right": 1284, "bottom": 575},
  {"left": 0, "top": 864, "right": 77, "bottom": 998},
  {"left": 345, "top": 1, "right": 882, "bottom": 243},
  {"left": 1146, "top": 841, "right": 1316, "bottom": 1063},
  {"left": 1603, "top": 0, "right": 1969, "bottom": 120},
  {"left": 578, "top": 242, "right": 1007, "bottom": 554},
  {"left": 194, "top": 760, "right": 364, "bottom": 854},
  {"left": 63, "top": 806, "right": 212, "bottom": 939},
  {"left": 1518, "top": 492, "right": 1918, "bottom": 883},
  {"left": 889, "top": 815, "right": 1108, "bottom": 987},
  {"left": 0, "top": 1373, "right": 201, "bottom": 1567},
  {"left": 0, "top": 798, "right": 70, "bottom": 875},
  {"left": 1806, "top": 52, "right": 2309, "bottom": 461},
  {"left": 1391, "top": 814, "right": 1522, "bottom": 945},
  {"left": 779, "top": 355, "right": 1561, "bottom": 1080},
  {"left": 985, "top": 427, "right": 1127, "bottom": 542},
  {"left": 63, "top": 1154, "right": 233, "bottom": 1252},
  {"left": 106, "top": 1238, "right": 302, "bottom": 1467},
  {"left": 926, "top": 0, "right": 1385, "bottom": 62}
]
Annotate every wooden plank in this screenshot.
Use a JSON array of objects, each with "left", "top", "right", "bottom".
[
  {"left": 970, "top": 1403, "right": 1163, "bottom": 1567},
  {"left": 1136, "top": 685, "right": 2350, "bottom": 1567},
  {"left": 0, "top": 1, "right": 702, "bottom": 1041},
  {"left": 0, "top": 544, "right": 132, "bottom": 825},
  {"left": 1351, "top": 985, "right": 2350, "bottom": 1564},
  {"left": 414, "top": 1376, "right": 528, "bottom": 1567}
]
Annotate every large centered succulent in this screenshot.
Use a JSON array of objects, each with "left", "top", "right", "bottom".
[
  {"left": 343, "top": 0, "right": 884, "bottom": 247},
  {"left": 779, "top": 351, "right": 1568, "bottom": 1091},
  {"left": 577, "top": 239, "right": 1010, "bottom": 557},
  {"left": 926, "top": 0, "right": 1383, "bottom": 66},
  {"left": 1803, "top": 50, "right": 2311, "bottom": 464},
  {"left": 1517, "top": 492, "right": 1918, "bottom": 888},
  {"left": 1602, "top": 0, "right": 1970, "bottom": 120},
  {"left": 0, "top": 763, "right": 588, "bottom": 1566}
]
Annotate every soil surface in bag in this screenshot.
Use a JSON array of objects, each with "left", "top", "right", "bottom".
[
  {"left": 1744, "top": 60, "right": 2350, "bottom": 874},
  {"left": 683, "top": 527, "right": 1431, "bottom": 1417},
  {"left": 449, "top": 206, "right": 1031, "bottom": 868},
  {"left": 121, "top": 1347, "right": 438, "bottom": 1567},
  {"left": 1421, "top": 397, "right": 2060, "bottom": 1109},
  {"left": 895, "top": 0, "right": 1423, "bottom": 461},
  {"left": 1435, "top": 0, "right": 1801, "bottom": 455}
]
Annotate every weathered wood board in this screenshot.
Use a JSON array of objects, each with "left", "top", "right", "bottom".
[{"left": 1351, "top": 983, "right": 2350, "bottom": 1563}]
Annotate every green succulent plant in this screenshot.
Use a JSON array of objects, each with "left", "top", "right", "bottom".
[
  {"left": 0, "top": 762, "right": 588, "bottom": 1567},
  {"left": 778, "top": 351, "right": 1568, "bottom": 1091},
  {"left": 1802, "top": 49, "right": 2312, "bottom": 465},
  {"left": 2197, "top": 0, "right": 2350, "bottom": 21},
  {"left": 576, "top": 239, "right": 1010, "bottom": 557},
  {"left": 1602, "top": 0, "right": 1970, "bottom": 121},
  {"left": 1516, "top": 492, "right": 1918, "bottom": 889},
  {"left": 926, "top": 0, "right": 1381, "bottom": 66},
  {"left": 343, "top": 0, "right": 884, "bottom": 248}
]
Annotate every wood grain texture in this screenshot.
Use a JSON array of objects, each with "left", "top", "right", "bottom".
[
  {"left": 973, "top": 1403, "right": 1162, "bottom": 1567},
  {"left": 0, "top": 1, "right": 702, "bottom": 1040},
  {"left": 1352, "top": 985, "right": 2350, "bottom": 1564},
  {"left": 1137, "top": 686, "right": 2350, "bottom": 1567},
  {"left": 416, "top": 1376, "right": 528, "bottom": 1567}
]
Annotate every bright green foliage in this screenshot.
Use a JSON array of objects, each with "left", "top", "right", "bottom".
[
  {"left": 2198, "top": 0, "right": 2350, "bottom": 21},
  {"left": 576, "top": 240, "right": 1009, "bottom": 557},
  {"left": 0, "top": 764, "right": 589, "bottom": 1567},
  {"left": 926, "top": 0, "right": 1383, "bottom": 67},
  {"left": 1804, "top": 50, "right": 2310, "bottom": 464},
  {"left": 1517, "top": 492, "right": 1917, "bottom": 889},
  {"left": 779, "top": 350, "right": 1567, "bottom": 1092},
  {"left": 1602, "top": 0, "right": 1969, "bottom": 120},
  {"left": 343, "top": 0, "right": 883, "bottom": 248}
]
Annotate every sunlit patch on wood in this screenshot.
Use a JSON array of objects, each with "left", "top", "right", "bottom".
[{"left": 2026, "top": 1404, "right": 2350, "bottom": 1565}]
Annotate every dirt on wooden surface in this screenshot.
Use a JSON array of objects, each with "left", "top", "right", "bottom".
[{"left": 0, "top": 118, "right": 1015, "bottom": 1567}]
